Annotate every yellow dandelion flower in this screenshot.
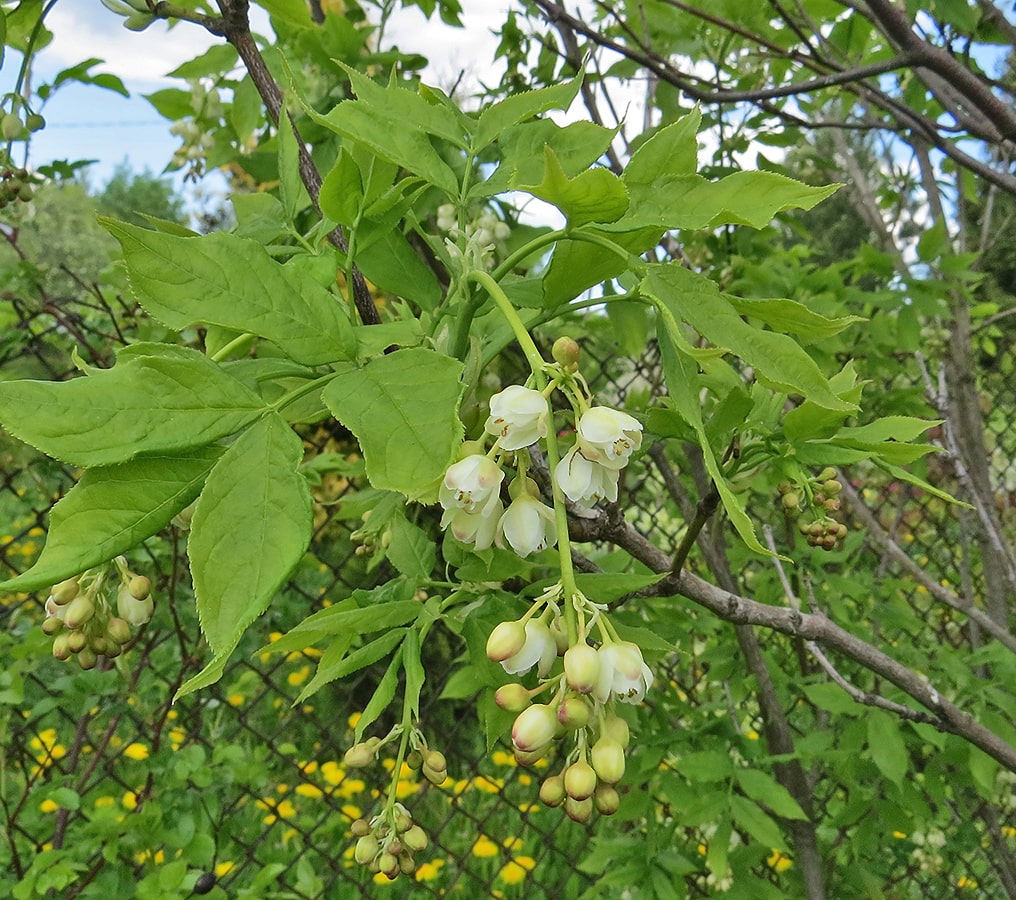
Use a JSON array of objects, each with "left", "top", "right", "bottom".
[
  {"left": 39, "top": 799, "right": 59, "bottom": 813},
  {"left": 957, "top": 876, "right": 978, "bottom": 890},
  {"left": 94, "top": 796, "right": 116, "bottom": 808},
  {"left": 300, "top": 760, "right": 319, "bottom": 775},
  {"left": 123, "top": 743, "right": 149, "bottom": 761},
  {"left": 288, "top": 666, "right": 310, "bottom": 687},
  {"left": 395, "top": 779, "right": 420, "bottom": 800},
  {"left": 746, "top": 730, "right": 759, "bottom": 741},
  {"left": 122, "top": 791, "right": 140, "bottom": 810},
  {"left": 502, "top": 837, "right": 523, "bottom": 852},
  {"left": 28, "top": 527, "right": 44, "bottom": 536},
  {"left": 295, "top": 783, "right": 324, "bottom": 799},
  {"left": 767, "top": 849, "right": 793, "bottom": 872},
  {"left": 517, "top": 802, "right": 539, "bottom": 814},
  {"left": 320, "top": 761, "right": 343, "bottom": 786},
  {"left": 518, "top": 774, "right": 532, "bottom": 787},
  {"left": 491, "top": 751, "right": 516, "bottom": 767},
  {"left": 337, "top": 778, "right": 366, "bottom": 799},
  {"left": 472, "top": 835, "right": 500, "bottom": 858},
  {"left": 214, "top": 861, "right": 235, "bottom": 877},
  {"left": 348, "top": 712, "right": 361, "bottom": 729},
  {"left": 472, "top": 776, "right": 502, "bottom": 794},
  {"left": 497, "top": 857, "right": 535, "bottom": 884},
  {"left": 1002, "top": 826, "right": 1016, "bottom": 838},
  {"left": 415, "top": 859, "right": 445, "bottom": 882},
  {"left": 168, "top": 728, "right": 186, "bottom": 749},
  {"left": 227, "top": 694, "right": 245, "bottom": 707},
  {"left": 341, "top": 804, "right": 362, "bottom": 821},
  {"left": 893, "top": 831, "right": 907, "bottom": 840}
]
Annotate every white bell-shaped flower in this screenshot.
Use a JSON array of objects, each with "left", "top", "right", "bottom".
[
  {"left": 555, "top": 443, "right": 620, "bottom": 505},
  {"left": 577, "top": 407, "right": 643, "bottom": 469},
  {"left": 441, "top": 502, "right": 503, "bottom": 551},
  {"left": 484, "top": 385, "right": 550, "bottom": 451},
  {"left": 439, "top": 454, "right": 504, "bottom": 515},
  {"left": 501, "top": 618, "right": 558, "bottom": 677},
  {"left": 116, "top": 583, "right": 155, "bottom": 626},
  {"left": 594, "top": 641, "right": 653, "bottom": 704},
  {"left": 498, "top": 492, "right": 557, "bottom": 557}
]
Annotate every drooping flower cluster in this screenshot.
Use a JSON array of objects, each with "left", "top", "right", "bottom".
[
  {"left": 343, "top": 724, "right": 445, "bottom": 880},
  {"left": 437, "top": 337, "right": 642, "bottom": 558},
  {"left": 43, "top": 556, "right": 154, "bottom": 669},
  {"left": 487, "top": 583, "right": 654, "bottom": 822}
]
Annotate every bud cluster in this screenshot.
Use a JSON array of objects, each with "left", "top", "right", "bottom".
[
  {"left": 439, "top": 338, "right": 643, "bottom": 557},
  {"left": 165, "top": 79, "right": 223, "bottom": 177},
  {"left": 343, "top": 724, "right": 445, "bottom": 880},
  {"left": 43, "top": 558, "right": 154, "bottom": 669},
  {"left": 488, "top": 583, "right": 653, "bottom": 822},
  {"left": 350, "top": 802, "right": 429, "bottom": 881},
  {"left": 779, "top": 468, "right": 848, "bottom": 551},
  {"left": 99, "top": 0, "right": 158, "bottom": 32},
  {"left": 0, "top": 167, "right": 35, "bottom": 210}
]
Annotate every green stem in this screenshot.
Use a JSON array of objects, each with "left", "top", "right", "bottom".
[
  {"left": 269, "top": 371, "right": 340, "bottom": 413},
  {"left": 466, "top": 270, "right": 547, "bottom": 383},
  {"left": 210, "top": 333, "right": 257, "bottom": 362}
]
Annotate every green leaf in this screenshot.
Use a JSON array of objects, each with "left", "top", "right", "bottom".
[
  {"left": 353, "top": 320, "right": 424, "bottom": 358},
  {"left": 403, "top": 626, "right": 425, "bottom": 720},
  {"left": 101, "top": 220, "right": 355, "bottom": 365},
  {"left": 354, "top": 649, "right": 404, "bottom": 741},
  {"left": 0, "top": 345, "right": 264, "bottom": 467},
  {"left": 166, "top": 44, "right": 238, "bottom": 79},
  {"left": 0, "top": 448, "right": 220, "bottom": 593},
  {"left": 644, "top": 265, "right": 855, "bottom": 412},
  {"left": 866, "top": 709, "right": 909, "bottom": 786},
  {"left": 297, "top": 628, "right": 407, "bottom": 703},
  {"left": 261, "top": 596, "right": 422, "bottom": 655},
  {"left": 573, "top": 572, "right": 664, "bottom": 603},
  {"left": 618, "top": 171, "right": 840, "bottom": 231},
  {"left": 319, "top": 148, "right": 363, "bottom": 226},
  {"left": 322, "top": 348, "right": 465, "bottom": 502},
  {"left": 734, "top": 769, "right": 809, "bottom": 821},
  {"left": 473, "top": 72, "right": 583, "bottom": 150},
  {"left": 676, "top": 750, "right": 733, "bottom": 782},
  {"left": 277, "top": 105, "right": 310, "bottom": 220},
  {"left": 516, "top": 145, "right": 629, "bottom": 227},
  {"left": 726, "top": 296, "right": 866, "bottom": 341},
  {"left": 833, "top": 416, "right": 940, "bottom": 445},
  {"left": 730, "top": 795, "right": 788, "bottom": 850},
  {"left": 189, "top": 413, "right": 312, "bottom": 655},
  {"left": 624, "top": 107, "right": 701, "bottom": 184},
  {"left": 255, "top": 0, "right": 312, "bottom": 25},
  {"left": 353, "top": 226, "right": 442, "bottom": 311},
  {"left": 387, "top": 513, "right": 436, "bottom": 579}
]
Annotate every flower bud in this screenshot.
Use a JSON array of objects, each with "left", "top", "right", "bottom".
[
  {"left": 77, "top": 647, "right": 98, "bottom": 670},
  {"left": 406, "top": 749, "right": 423, "bottom": 769},
  {"left": 552, "top": 336, "right": 580, "bottom": 369},
  {"left": 423, "top": 763, "right": 447, "bottom": 786},
  {"left": 128, "top": 575, "right": 151, "bottom": 600},
  {"left": 387, "top": 839, "right": 403, "bottom": 856},
  {"left": 514, "top": 745, "right": 550, "bottom": 767},
  {"left": 590, "top": 737, "right": 626, "bottom": 784},
  {"left": 351, "top": 818, "right": 371, "bottom": 837},
  {"left": 378, "top": 851, "right": 399, "bottom": 878},
  {"left": 63, "top": 595, "right": 95, "bottom": 630},
  {"left": 512, "top": 703, "right": 558, "bottom": 752},
  {"left": 117, "top": 584, "right": 154, "bottom": 626},
  {"left": 594, "top": 782, "right": 620, "bottom": 815},
  {"left": 66, "top": 630, "right": 88, "bottom": 654},
  {"left": 539, "top": 774, "right": 566, "bottom": 807},
  {"left": 51, "top": 579, "right": 80, "bottom": 606},
  {"left": 564, "top": 759, "right": 597, "bottom": 801},
  {"left": 52, "top": 633, "right": 71, "bottom": 661},
  {"left": 107, "top": 617, "right": 133, "bottom": 645},
  {"left": 343, "top": 742, "right": 376, "bottom": 768},
  {"left": 354, "top": 834, "right": 379, "bottom": 865},
  {"left": 564, "top": 643, "right": 600, "bottom": 694},
  {"left": 817, "top": 467, "right": 836, "bottom": 482},
  {"left": 602, "top": 715, "right": 630, "bottom": 748},
  {"left": 399, "top": 853, "right": 416, "bottom": 875},
  {"left": 394, "top": 810, "right": 413, "bottom": 832},
  {"left": 424, "top": 749, "right": 446, "bottom": 774},
  {"left": 781, "top": 492, "right": 800, "bottom": 511},
  {"left": 41, "top": 616, "right": 63, "bottom": 636},
  {"left": 486, "top": 620, "right": 527, "bottom": 663},
  {"left": 564, "top": 795, "right": 594, "bottom": 823},
  {"left": 403, "top": 825, "right": 428, "bottom": 852},
  {"left": 495, "top": 683, "right": 532, "bottom": 712},
  {"left": 556, "top": 696, "right": 591, "bottom": 730}
]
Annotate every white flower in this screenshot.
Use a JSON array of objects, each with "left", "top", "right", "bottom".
[
  {"left": 117, "top": 584, "right": 155, "bottom": 626},
  {"left": 595, "top": 641, "right": 653, "bottom": 704},
  {"left": 484, "top": 385, "right": 549, "bottom": 451},
  {"left": 442, "top": 503, "right": 503, "bottom": 550},
  {"left": 577, "top": 407, "right": 642, "bottom": 469},
  {"left": 439, "top": 454, "right": 504, "bottom": 515},
  {"left": 501, "top": 619, "right": 558, "bottom": 677},
  {"left": 498, "top": 493, "right": 557, "bottom": 557},
  {"left": 555, "top": 443, "right": 620, "bottom": 505}
]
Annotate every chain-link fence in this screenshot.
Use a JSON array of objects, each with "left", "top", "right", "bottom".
[{"left": 2, "top": 282, "right": 1014, "bottom": 898}]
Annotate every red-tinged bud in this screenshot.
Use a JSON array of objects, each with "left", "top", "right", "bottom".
[
  {"left": 556, "top": 696, "right": 591, "bottom": 730},
  {"left": 590, "top": 737, "right": 625, "bottom": 784},
  {"left": 343, "top": 742, "right": 376, "bottom": 768},
  {"left": 394, "top": 811, "right": 413, "bottom": 832},
  {"left": 514, "top": 745, "right": 550, "bottom": 767},
  {"left": 552, "top": 336, "right": 581, "bottom": 369},
  {"left": 486, "top": 620, "right": 527, "bottom": 662},
  {"left": 387, "top": 839, "right": 403, "bottom": 856},
  {"left": 63, "top": 595, "right": 95, "bottom": 630},
  {"left": 351, "top": 818, "right": 372, "bottom": 837},
  {"left": 495, "top": 683, "right": 532, "bottom": 712},
  {"left": 42, "top": 616, "right": 63, "bottom": 636},
  {"left": 51, "top": 579, "right": 80, "bottom": 606},
  {"left": 512, "top": 703, "right": 557, "bottom": 752},
  {"left": 66, "top": 630, "right": 88, "bottom": 654},
  {"left": 564, "top": 643, "right": 600, "bottom": 694},
  {"left": 564, "top": 759, "right": 597, "bottom": 801},
  {"left": 539, "top": 774, "right": 566, "bottom": 807},
  {"left": 602, "top": 715, "right": 630, "bottom": 749},
  {"left": 399, "top": 853, "right": 416, "bottom": 875},
  {"left": 403, "top": 825, "right": 428, "bottom": 852},
  {"left": 564, "top": 795, "right": 594, "bottom": 823},
  {"left": 594, "top": 782, "right": 620, "bottom": 815},
  {"left": 52, "top": 633, "right": 71, "bottom": 661},
  {"left": 355, "top": 835, "right": 379, "bottom": 865}
]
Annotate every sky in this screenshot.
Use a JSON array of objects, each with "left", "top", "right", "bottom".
[{"left": 4, "top": 2, "right": 528, "bottom": 196}]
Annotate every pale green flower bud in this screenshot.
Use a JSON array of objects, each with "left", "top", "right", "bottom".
[
  {"left": 590, "top": 737, "right": 626, "bottom": 784},
  {"left": 117, "top": 584, "right": 154, "bottom": 626},
  {"left": 514, "top": 744, "right": 550, "bottom": 767},
  {"left": 66, "top": 630, "right": 88, "bottom": 654},
  {"left": 594, "top": 782, "right": 620, "bottom": 815},
  {"left": 107, "top": 617, "right": 133, "bottom": 645},
  {"left": 564, "top": 795, "right": 594, "bottom": 823},
  {"left": 52, "top": 633, "right": 72, "bottom": 661},
  {"left": 512, "top": 703, "right": 558, "bottom": 752},
  {"left": 564, "top": 759, "right": 597, "bottom": 801},
  {"left": 51, "top": 578, "right": 80, "bottom": 606},
  {"left": 399, "top": 853, "right": 416, "bottom": 875},
  {"left": 378, "top": 851, "right": 399, "bottom": 878},
  {"left": 495, "top": 683, "right": 532, "bottom": 712},
  {"left": 602, "top": 714, "right": 630, "bottom": 748},
  {"left": 351, "top": 818, "right": 372, "bottom": 837},
  {"left": 63, "top": 595, "right": 95, "bottom": 630},
  {"left": 403, "top": 825, "right": 428, "bottom": 852},
  {"left": 486, "top": 620, "right": 527, "bottom": 662},
  {"left": 424, "top": 749, "right": 447, "bottom": 774},
  {"left": 128, "top": 575, "right": 151, "bottom": 600},
  {"left": 564, "top": 643, "right": 600, "bottom": 694},
  {"left": 355, "top": 835, "right": 379, "bottom": 865},
  {"left": 556, "top": 695, "right": 591, "bottom": 730},
  {"left": 77, "top": 647, "right": 98, "bottom": 670},
  {"left": 539, "top": 774, "right": 566, "bottom": 807},
  {"left": 552, "top": 336, "right": 580, "bottom": 369},
  {"left": 41, "top": 616, "right": 63, "bottom": 636},
  {"left": 343, "top": 742, "right": 375, "bottom": 768}
]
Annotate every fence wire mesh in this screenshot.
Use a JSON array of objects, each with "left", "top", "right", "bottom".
[{"left": 1, "top": 280, "right": 1014, "bottom": 898}]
